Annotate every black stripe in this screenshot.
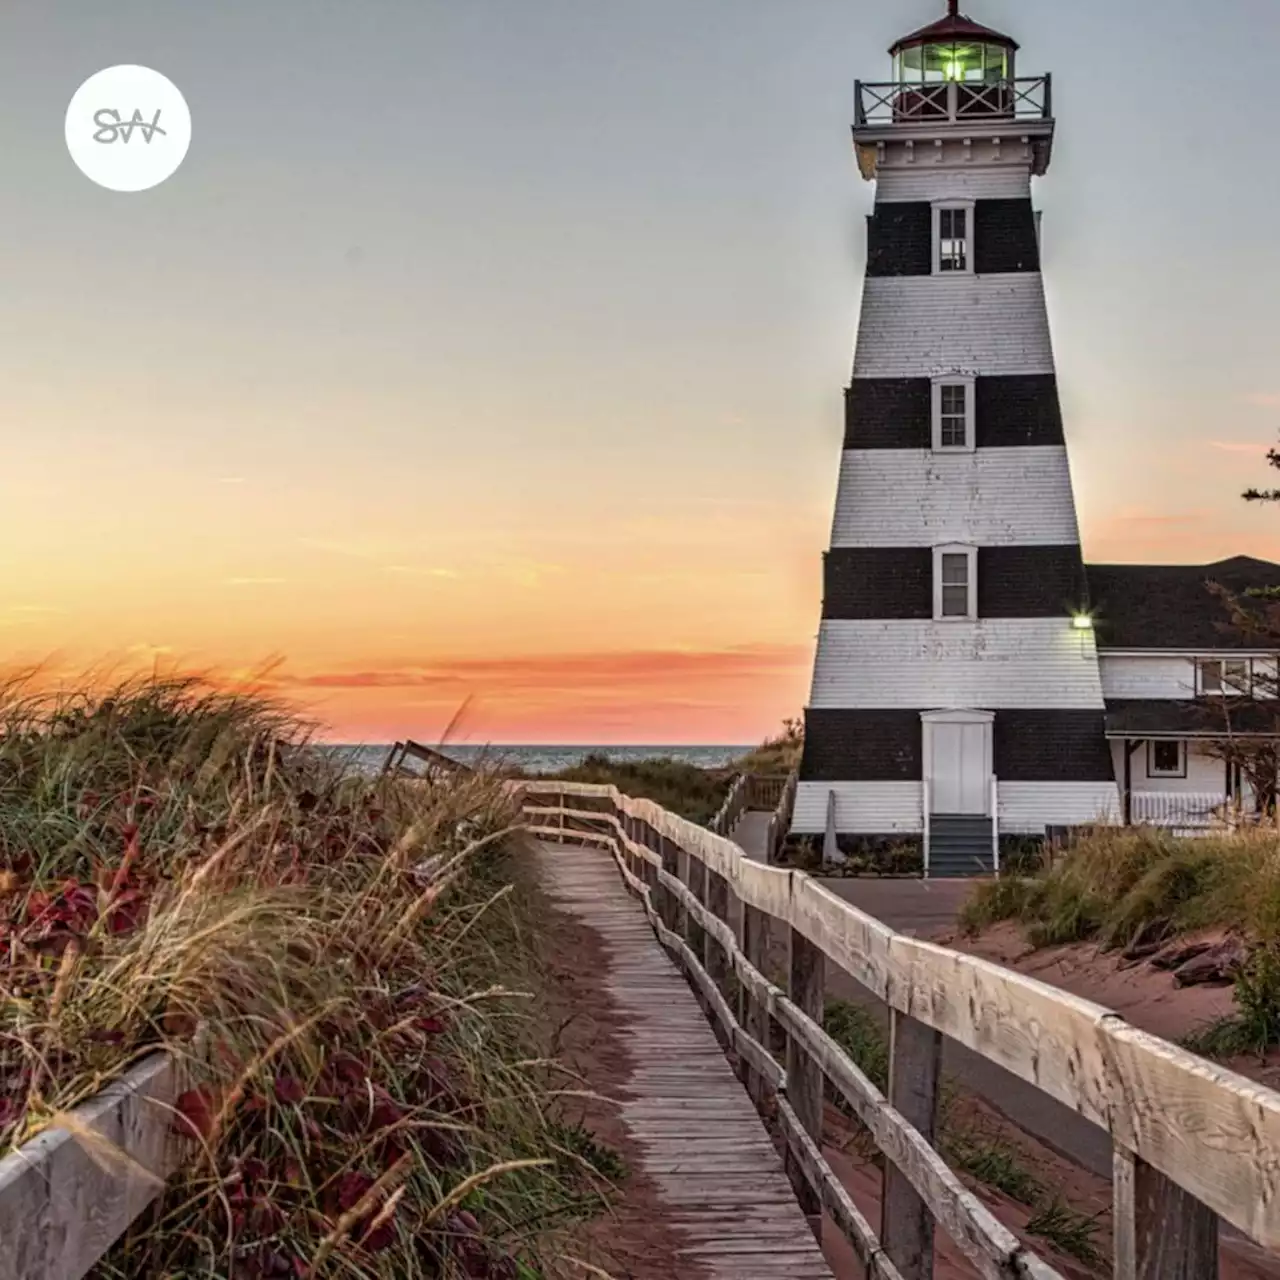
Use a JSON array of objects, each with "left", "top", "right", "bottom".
[
  {"left": 844, "top": 378, "right": 931, "bottom": 449},
  {"left": 978, "top": 546, "right": 1089, "bottom": 618},
  {"left": 995, "top": 710, "right": 1114, "bottom": 781},
  {"left": 865, "top": 202, "right": 933, "bottom": 277},
  {"left": 800, "top": 709, "right": 1113, "bottom": 785},
  {"left": 973, "top": 199, "right": 1041, "bottom": 274},
  {"left": 800, "top": 709, "right": 921, "bottom": 782},
  {"left": 845, "top": 375, "right": 1065, "bottom": 450},
  {"left": 823, "top": 549, "right": 932, "bottom": 620},
  {"left": 974, "top": 375, "right": 1064, "bottom": 447},
  {"left": 822, "top": 546, "right": 1086, "bottom": 621}
]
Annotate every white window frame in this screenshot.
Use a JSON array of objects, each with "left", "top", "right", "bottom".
[
  {"left": 933, "top": 200, "right": 975, "bottom": 276},
  {"left": 1147, "top": 739, "right": 1187, "bottom": 779},
  {"left": 933, "top": 544, "right": 977, "bottom": 621},
  {"left": 931, "top": 374, "right": 976, "bottom": 452},
  {"left": 1198, "top": 657, "right": 1252, "bottom": 697}
]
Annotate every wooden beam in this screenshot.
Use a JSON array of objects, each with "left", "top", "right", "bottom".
[
  {"left": 882, "top": 1011, "right": 943, "bottom": 1279},
  {"left": 705, "top": 868, "right": 732, "bottom": 1007},
  {"left": 787, "top": 927, "right": 825, "bottom": 1227},
  {"left": 0, "top": 1054, "right": 182, "bottom": 1280},
  {"left": 1114, "top": 1146, "right": 1218, "bottom": 1280}
]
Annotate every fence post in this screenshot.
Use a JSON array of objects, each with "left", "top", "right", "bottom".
[
  {"left": 1113, "top": 1147, "right": 1218, "bottom": 1280},
  {"left": 705, "top": 869, "right": 731, "bottom": 1045},
  {"left": 685, "top": 854, "right": 707, "bottom": 977},
  {"left": 658, "top": 834, "right": 682, "bottom": 935},
  {"left": 786, "top": 927, "right": 825, "bottom": 1233},
  {"left": 882, "top": 1010, "right": 943, "bottom": 1279},
  {"left": 741, "top": 902, "right": 771, "bottom": 1104}
]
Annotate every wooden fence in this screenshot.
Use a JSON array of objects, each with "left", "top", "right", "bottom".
[{"left": 522, "top": 780, "right": 1280, "bottom": 1280}]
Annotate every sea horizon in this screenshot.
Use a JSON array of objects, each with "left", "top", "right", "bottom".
[{"left": 323, "top": 743, "right": 752, "bottom": 776}]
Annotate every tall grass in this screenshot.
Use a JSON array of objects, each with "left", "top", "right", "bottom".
[
  {"left": 0, "top": 676, "right": 609, "bottom": 1278},
  {"left": 961, "top": 825, "right": 1280, "bottom": 949}
]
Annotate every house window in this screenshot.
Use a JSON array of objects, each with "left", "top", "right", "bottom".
[
  {"left": 932, "top": 376, "right": 975, "bottom": 451},
  {"left": 935, "top": 204, "right": 972, "bottom": 273},
  {"left": 934, "top": 544, "right": 977, "bottom": 620},
  {"left": 1148, "top": 740, "right": 1187, "bottom": 779},
  {"left": 1199, "top": 658, "right": 1251, "bottom": 696}
]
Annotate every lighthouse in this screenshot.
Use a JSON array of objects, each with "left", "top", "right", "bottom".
[{"left": 792, "top": 2, "right": 1120, "bottom": 874}]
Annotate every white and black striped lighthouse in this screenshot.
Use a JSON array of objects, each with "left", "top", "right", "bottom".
[{"left": 792, "top": 2, "right": 1120, "bottom": 874}]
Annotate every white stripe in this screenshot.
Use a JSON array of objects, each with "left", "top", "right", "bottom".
[
  {"left": 791, "top": 782, "right": 921, "bottom": 835},
  {"left": 875, "top": 167, "right": 1031, "bottom": 203},
  {"left": 810, "top": 619, "right": 1106, "bottom": 710},
  {"left": 999, "top": 782, "right": 1121, "bottom": 832},
  {"left": 1099, "top": 654, "right": 1197, "bottom": 700},
  {"left": 792, "top": 780, "right": 1122, "bottom": 835},
  {"left": 832, "top": 448, "right": 1080, "bottom": 547},
  {"left": 853, "top": 275, "right": 1054, "bottom": 379}
]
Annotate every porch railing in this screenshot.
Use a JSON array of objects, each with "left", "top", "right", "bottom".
[
  {"left": 1129, "top": 791, "right": 1231, "bottom": 830},
  {"left": 854, "top": 75, "right": 1052, "bottom": 127}
]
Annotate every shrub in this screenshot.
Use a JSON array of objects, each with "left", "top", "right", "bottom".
[{"left": 0, "top": 675, "right": 608, "bottom": 1278}]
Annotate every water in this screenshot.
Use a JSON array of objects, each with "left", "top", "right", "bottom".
[{"left": 325, "top": 743, "right": 750, "bottom": 777}]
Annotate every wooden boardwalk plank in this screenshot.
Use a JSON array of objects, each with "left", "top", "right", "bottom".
[{"left": 537, "top": 840, "right": 834, "bottom": 1279}]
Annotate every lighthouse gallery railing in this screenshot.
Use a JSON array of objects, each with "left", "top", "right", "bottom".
[{"left": 855, "top": 75, "right": 1052, "bottom": 127}]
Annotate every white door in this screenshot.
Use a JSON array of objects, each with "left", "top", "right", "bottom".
[{"left": 929, "top": 721, "right": 989, "bottom": 815}]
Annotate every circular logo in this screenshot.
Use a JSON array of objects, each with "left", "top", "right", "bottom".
[{"left": 65, "top": 65, "right": 191, "bottom": 192}]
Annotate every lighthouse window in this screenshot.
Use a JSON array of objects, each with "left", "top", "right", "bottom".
[
  {"left": 933, "top": 203, "right": 973, "bottom": 275},
  {"left": 931, "top": 375, "right": 975, "bottom": 451},
  {"left": 940, "top": 386, "right": 967, "bottom": 447},
  {"left": 939, "top": 207, "right": 968, "bottom": 271},
  {"left": 934, "top": 545, "right": 977, "bottom": 621}
]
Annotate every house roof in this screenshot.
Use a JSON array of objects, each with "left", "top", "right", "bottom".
[
  {"left": 1105, "top": 698, "right": 1280, "bottom": 739},
  {"left": 1085, "top": 557, "right": 1280, "bottom": 650},
  {"left": 890, "top": 11, "right": 1018, "bottom": 56}
]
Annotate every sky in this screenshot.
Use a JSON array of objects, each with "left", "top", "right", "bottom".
[{"left": 1, "top": 0, "right": 1279, "bottom": 745}]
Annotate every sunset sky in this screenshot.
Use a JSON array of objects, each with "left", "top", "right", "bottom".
[{"left": 2, "top": 0, "right": 1280, "bottom": 744}]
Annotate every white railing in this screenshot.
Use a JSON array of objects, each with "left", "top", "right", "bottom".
[
  {"left": 1129, "top": 791, "right": 1232, "bottom": 830},
  {"left": 854, "top": 75, "right": 1051, "bottom": 127}
]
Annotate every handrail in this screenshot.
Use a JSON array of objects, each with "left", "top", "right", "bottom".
[
  {"left": 854, "top": 75, "right": 1052, "bottom": 127},
  {"left": 922, "top": 779, "right": 931, "bottom": 878},
  {"left": 990, "top": 775, "right": 1000, "bottom": 875},
  {"left": 763, "top": 769, "right": 799, "bottom": 865},
  {"left": 521, "top": 780, "right": 1280, "bottom": 1275},
  {"left": 708, "top": 772, "right": 749, "bottom": 836}
]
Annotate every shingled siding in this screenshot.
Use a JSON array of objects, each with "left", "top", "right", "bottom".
[
  {"left": 808, "top": 619, "right": 1108, "bottom": 710},
  {"left": 977, "top": 545, "right": 1089, "bottom": 617},
  {"left": 975, "top": 374, "right": 1065, "bottom": 448},
  {"left": 791, "top": 780, "right": 921, "bottom": 835},
  {"left": 875, "top": 167, "right": 1031, "bottom": 203},
  {"left": 865, "top": 202, "right": 933, "bottom": 277},
  {"left": 830, "top": 448, "right": 1080, "bottom": 547},
  {"left": 822, "top": 547, "right": 1087, "bottom": 620},
  {"left": 973, "top": 199, "right": 1041, "bottom": 274},
  {"left": 843, "top": 378, "right": 931, "bottom": 449},
  {"left": 822, "top": 548, "right": 933, "bottom": 619},
  {"left": 800, "top": 709, "right": 922, "bottom": 782},
  {"left": 853, "top": 275, "right": 1055, "bottom": 378},
  {"left": 994, "top": 710, "right": 1115, "bottom": 781}
]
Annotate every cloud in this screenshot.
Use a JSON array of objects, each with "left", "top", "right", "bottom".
[
  {"left": 1209, "top": 441, "right": 1267, "bottom": 454},
  {"left": 269, "top": 643, "right": 811, "bottom": 695},
  {"left": 382, "top": 565, "right": 460, "bottom": 579}
]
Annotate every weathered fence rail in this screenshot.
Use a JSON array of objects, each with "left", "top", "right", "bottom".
[{"left": 522, "top": 779, "right": 1280, "bottom": 1280}]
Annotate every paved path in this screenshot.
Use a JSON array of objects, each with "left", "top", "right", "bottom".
[{"left": 539, "top": 840, "right": 834, "bottom": 1280}]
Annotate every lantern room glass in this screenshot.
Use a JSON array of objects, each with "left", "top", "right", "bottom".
[{"left": 893, "top": 42, "right": 1011, "bottom": 84}]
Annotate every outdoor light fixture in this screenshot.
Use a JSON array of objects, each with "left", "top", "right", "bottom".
[{"left": 1071, "top": 613, "right": 1094, "bottom": 631}]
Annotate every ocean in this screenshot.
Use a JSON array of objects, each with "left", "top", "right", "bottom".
[{"left": 326, "top": 744, "right": 750, "bottom": 777}]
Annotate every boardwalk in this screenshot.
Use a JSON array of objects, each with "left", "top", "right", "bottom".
[
  {"left": 538, "top": 839, "right": 835, "bottom": 1280},
  {"left": 730, "top": 810, "right": 774, "bottom": 863}
]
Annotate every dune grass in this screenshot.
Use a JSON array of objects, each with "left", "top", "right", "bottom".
[
  {"left": 545, "top": 753, "right": 732, "bottom": 826},
  {"left": 961, "top": 824, "right": 1280, "bottom": 950},
  {"left": 0, "top": 675, "right": 616, "bottom": 1279}
]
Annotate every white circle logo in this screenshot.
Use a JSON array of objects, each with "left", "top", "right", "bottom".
[{"left": 65, "top": 65, "right": 191, "bottom": 192}]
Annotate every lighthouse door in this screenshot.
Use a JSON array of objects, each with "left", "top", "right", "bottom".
[{"left": 923, "top": 711, "right": 993, "bottom": 815}]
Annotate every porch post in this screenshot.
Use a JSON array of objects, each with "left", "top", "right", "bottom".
[{"left": 1122, "top": 739, "right": 1133, "bottom": 826}]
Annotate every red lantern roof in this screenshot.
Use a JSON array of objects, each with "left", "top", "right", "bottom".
[{"left": 889, "top": 3, "right": 1019, "bottom": 56}]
